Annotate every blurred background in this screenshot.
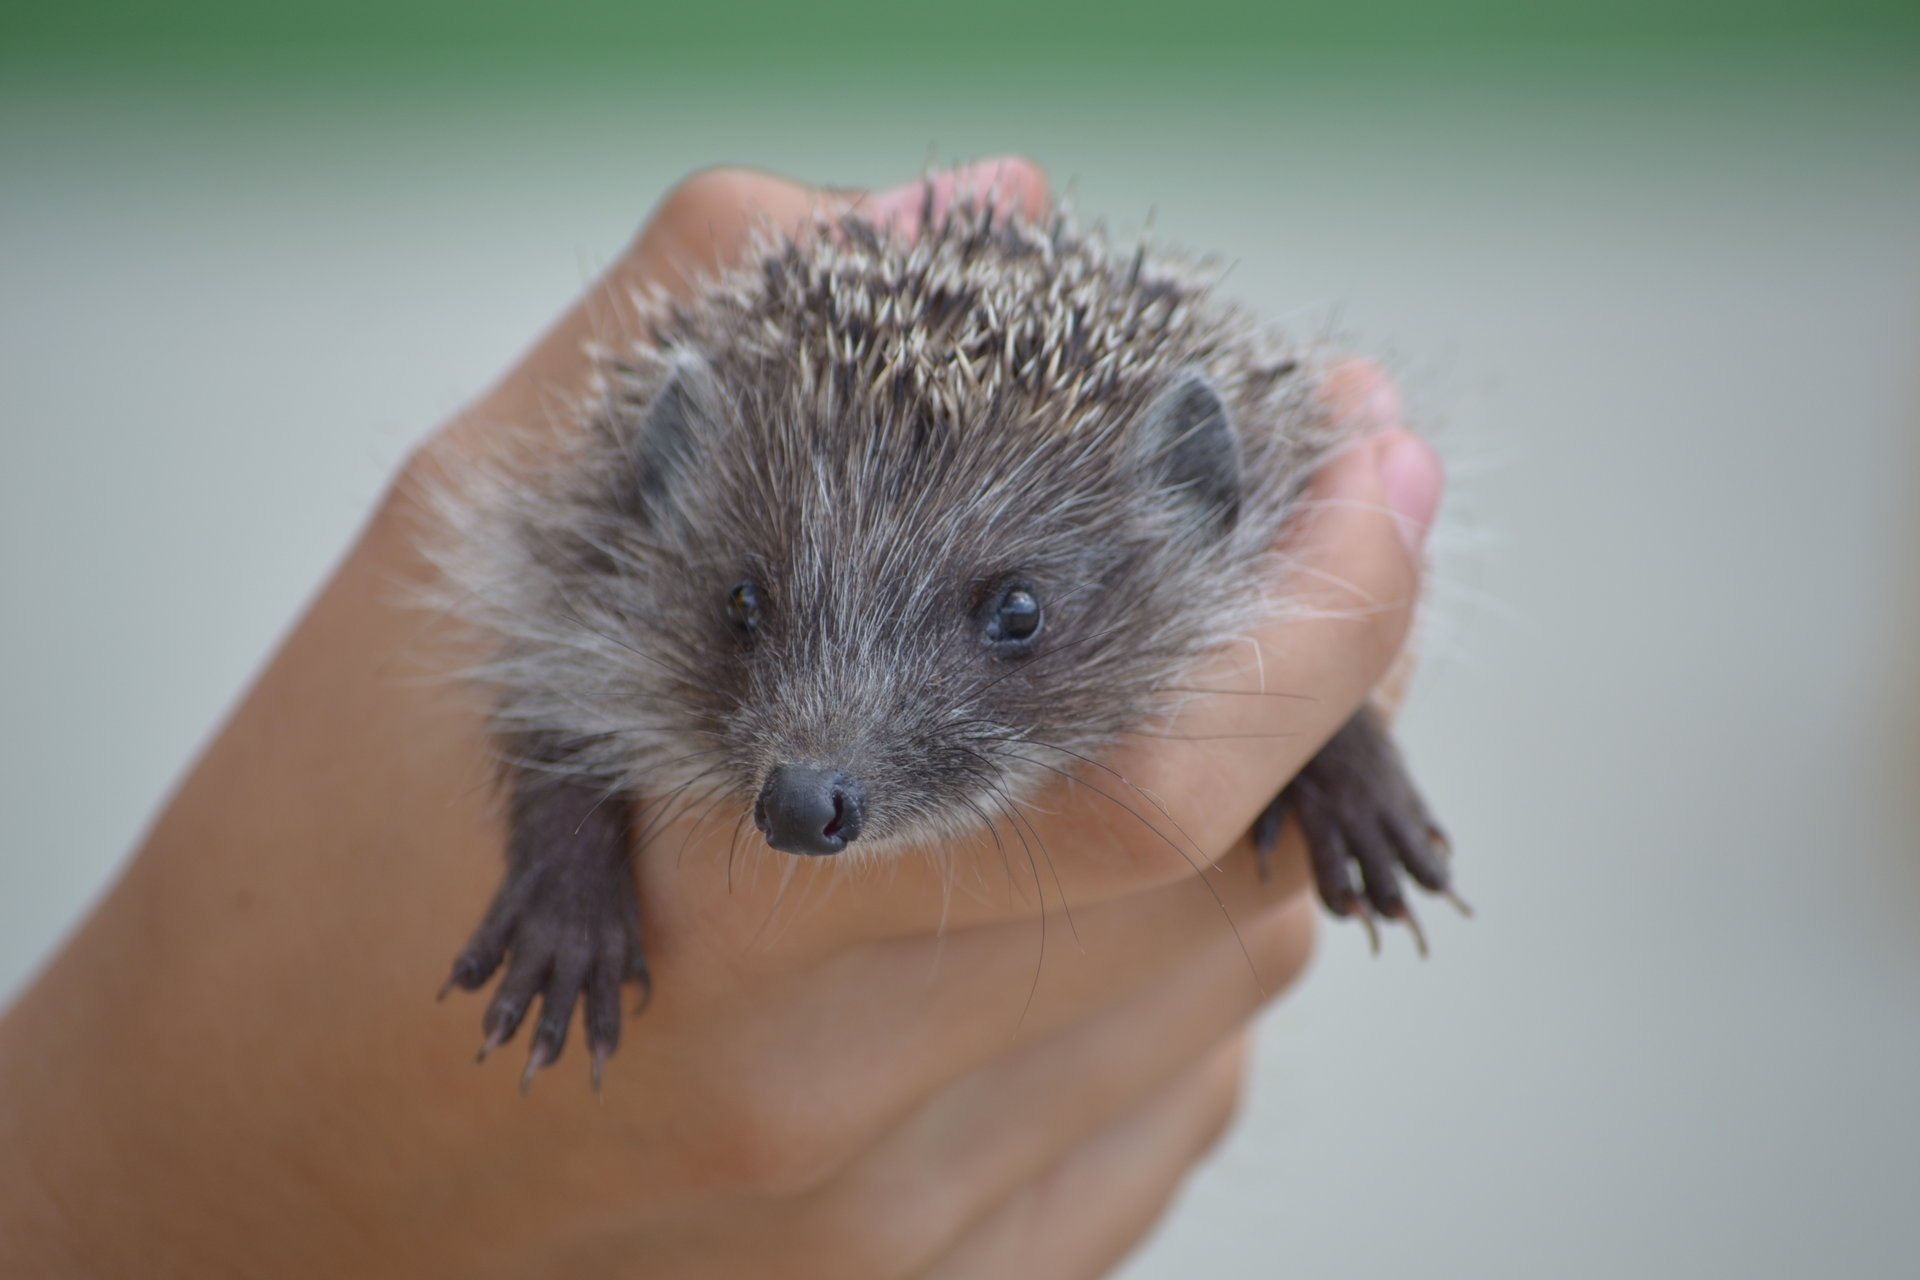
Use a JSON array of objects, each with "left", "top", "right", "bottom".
[{"left": 2, "top": 3, "right": 1916, "bottom": 1276}]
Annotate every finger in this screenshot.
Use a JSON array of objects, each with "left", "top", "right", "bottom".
[
  {"left": 616, "top": 821, "right": 1302, "bottom": 1183},
  {"left": 1370, "top": 378, "right": 1442, "bottom": 723},
  {"left": 916, "top": 1033, "right": 1253, "bottom": 1280},
  {"left": 808, "top": 893, "right": 1311, "bottom": 1275},
  {"left": 797, "top": 820, "right": 1308, "bottom": 1116},
  {"left": 429, "top": 157, "right": 1049, "bottom": 469}
]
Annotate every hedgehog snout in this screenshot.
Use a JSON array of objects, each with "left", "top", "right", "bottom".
[{"left": 754, "top": 765, "right": 866, "bottom": 856}]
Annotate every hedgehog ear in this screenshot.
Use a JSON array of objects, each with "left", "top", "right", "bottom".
[
  {"left": 632, "top": 351, "right": 721, "bottom": 512},
  {"left": 1135, "top": 369, "right": 1240, "bottom": 535}
]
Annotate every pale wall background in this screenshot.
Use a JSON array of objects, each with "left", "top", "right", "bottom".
[{"left": 3, "top": 10, "right": 1917, "bottom": 1277}]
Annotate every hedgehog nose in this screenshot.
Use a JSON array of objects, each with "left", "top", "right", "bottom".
[{"left": 754, "top": 766, "right": 865, "bottom": 856}]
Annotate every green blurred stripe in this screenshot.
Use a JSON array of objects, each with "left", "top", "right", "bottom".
[{"left": 7, "top": 0, "right": 1918, "bottom": 60}]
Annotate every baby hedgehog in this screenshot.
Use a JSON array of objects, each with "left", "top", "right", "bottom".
[{"left": 433, "top": 195, "right": 1456, "bottom": 1090}]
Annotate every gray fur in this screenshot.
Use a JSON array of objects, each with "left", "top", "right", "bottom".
[{"left": 427, "top": 201, "right": 1355, "bottom": 859}]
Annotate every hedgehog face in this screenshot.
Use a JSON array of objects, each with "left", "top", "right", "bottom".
[{"left": 583, "top": 351, "right": 1251, "bottom": 861}]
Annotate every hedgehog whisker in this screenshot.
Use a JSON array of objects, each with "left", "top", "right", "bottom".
[
  {"left": 749, "top": 844, "right": 807, "bottom": 954},
  {"left": 619, "top": 725, "right": 731, "bottom": 741},
  {"left": 957, "top": 792, "right": 1017, "bottom": 912},
  {"left": 724, "top": 805, "right": 755, "bottom": 897},
  {"left": 573, "top": 775, "right": 635, "bottom": 839},
  {"left": 981, "top": 746, "right": 1264, "bottom": 996},
  {"left": 630, "top": 765, "right": 730, "bottom": 852},
  {"left": 977, "top": 780, "right": 1048, "bottom": 1034},
  {"left": 979, "top": 734, "right": 1211, "bottom": 877},
  {"left": 675, "top": 783, "right": 742, "bottom": 869},
  {"left": 977, "top": 773, "right": 1081, "bottom": 953},
  {"left": 1154, "top": 685, "right": 1315, "bottom": 701},
  {"left": 1126, "top": 730, "right": 1309, "bottom": 743}
]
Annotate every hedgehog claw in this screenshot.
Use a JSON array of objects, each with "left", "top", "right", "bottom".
[
  {"left": 520, "top": 1042, "right": 552, "bottom": 1095},
  {"left": 1395, "top": 903, "right": 1430, "bottom": 959},
  {"left": 1352, "top": 902, "right": 1382, "bottom": 956},
  {"left": 445, "top": 779, "right": 652, "bottom": 1095},
  {"left": 1264, "top": 706, "right": 1461, "bottom": 956}
]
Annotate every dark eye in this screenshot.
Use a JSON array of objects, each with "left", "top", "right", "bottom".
[
  {"left": 983, "top": 585, "right": 1042, "bottom": 653},
  {"left": 726, "top": 581, "right": 763, "bottom": 636}
]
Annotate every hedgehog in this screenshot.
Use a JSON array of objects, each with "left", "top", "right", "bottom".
[{"left": 430, "top": 193, "right": 1456, "bottom": 1091}]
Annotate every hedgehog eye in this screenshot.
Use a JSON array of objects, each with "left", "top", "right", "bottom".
[
  {"left": 726, "top": 581, "right": 763, "bottom": 636},
  {"left": 983, "top": 585, "right": 1042, "bottom": 653}
]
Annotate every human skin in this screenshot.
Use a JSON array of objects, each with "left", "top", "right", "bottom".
[{"left": 0, "top": 159, "right": 1442, "bottom": 1279}]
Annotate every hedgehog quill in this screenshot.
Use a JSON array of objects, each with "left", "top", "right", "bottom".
[{"left": 431, "top": 195, "right": 1459, "bottom": 1091}]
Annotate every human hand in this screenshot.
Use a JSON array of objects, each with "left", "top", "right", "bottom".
[{"left": 0, "top": 159, "right": 1440, "bottom": 1279}]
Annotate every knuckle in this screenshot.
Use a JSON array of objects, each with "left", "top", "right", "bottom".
[
  {"left": 1197, "top": 1049, "right": 1250, "bottom": 1156},
  {"left": 655, "top": 167, "right": 758, "bottom": 231},
  {"left": 702, "top": 1090, "right": 860, "bottom": 1200},
  {"left": 1244, "top": 893, "right": 1318, "bottom": 999},
  {"left": 1355, "top": 570, "right": 1423, "bottom": 676}
]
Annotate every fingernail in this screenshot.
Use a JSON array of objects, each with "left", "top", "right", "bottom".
[
  {"left": 1376, "top": 430, "right": 1443, "bottom": 556},
  {"left": 867, "top": 156, "right": 1036, "bottom": 232}
]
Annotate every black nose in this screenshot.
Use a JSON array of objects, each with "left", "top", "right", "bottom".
[{"left": 754, "top": 766, "right": 865, "bottom": 856}]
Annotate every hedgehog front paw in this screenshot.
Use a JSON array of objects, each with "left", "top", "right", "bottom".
[
  {"left": 1253, "top": 706, "right": 1464, "bottom": 955},
  {"left": 442, "top": 783, "right": 649, "bottom": 1092}
]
